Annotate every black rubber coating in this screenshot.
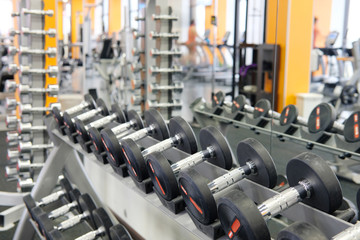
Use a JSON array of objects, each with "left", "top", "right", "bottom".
[
  {"left": 111, "top": 104, "right": 127, "bottom": 123},
  {"left": 68, "top": 189, "right": 81, "bottom": 202},
  {"left": 307, "top": 103, "right": 336, "bottom": 133},
  {"left": 23, "top": 194, "right": 36, "bottom": 215},
  {"left": 146, "top": 152, "right": 179, "bottom": 201},
  {"left": 127, "top": 110, "right": 143, "bottom": 129},
  {"left": 178, "top": 168, "right": 217, "bottom": 225},
  {"left": 277, "top": 221, "right": 327, "bottom": 240},
  {"left": 144, "top": 109, "right": 169, "bottom": 140},
  {"left": 253, "top": 99, "right": 271, "bottom": 119},
  {"left": 110, "top": 224, "right": 132, "bottom": 240},
  {"left": 169, "top": 116, "right": 198, "bottom": 154},
  {"left": 231, "top": 95, "right": 247, "bottom": 113},
  {"left": 59, "top": 178, "right": 73, "bottom": 201},
  {"left": 63, "top": 112, "right": 76, "bottom": 133},
  {"left": 47, "top": 229, "right": 65, "bottom": 240},
  {"left": 357, "top": 188, "right": 360, "bottom": 219},
  {"left": 89, "top": 127, "right": 105, "bottom": 154},
  {"left": 52, "top": 107, "right": 63, "bottom": 128},
  {"left": 101, "top": 128, "right": 124, "bottom": 167},
  {"left": 343, "top": 111, "right": 360, "bottom": 142},
  {"left": 78, "top": 193, "right": 97, "bottom": 228},
  {"left": 96, "top": 98, "right": 110, "bottom": 116},
  {"left": 121, "top": 138, "right": 148, "bottom": 182},
  {"left": 280, "top": 104, "right": 299, "bottom": 126},
  {"left": 212, "top": 91, "right": 225, "bottom": 107},
  {"left": 199, "top": 126, "right": 233, "bottom": 170},
  {"left": 237, "top": 138, "right": 277, "bottom": 188},
  {"left": 286, "top": 152, "right": 343, "bottom": 213},
  {"left": 75, "top": 118, "right": 89, "bottom": 141},
  {"left": 92, "top": 208, "right": 113, "bottom": 238},
  {"left": 84, "top": 93, "right": 97, "bottom": 109}
]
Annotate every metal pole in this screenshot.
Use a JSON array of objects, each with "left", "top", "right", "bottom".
[
  {"left": 211, "top": 0, "right": 218, "bottom": 99},
  {"left": 231, "top": 0, "right": 240, "bottom": 100},
  {"left": 340, "top": 0, "right": 350, "bottom": 79}
]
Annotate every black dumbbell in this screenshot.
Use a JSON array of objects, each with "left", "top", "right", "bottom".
[
  {"left": 91, "top": 109, "right": 146, "bottom": 157},
  {"left": 178, "top": 138, "right": 277, "bottom": 225},
  {"left": 279, "top": 104, "right": 308, "bottom": 127},
  {"left": 343, "top": 111, "right": 360, "bottom": 142},
  {"left": 230, "top": 95, "right": 254, "bottom": 114},
  {"left": 253, "top": 99, "right": 281, "bottom": 119},
  {"left": 49, "top": 207, "right": 113, "bottom": 240},
  {"left": 23, "top": 178, "right": 73, "bottom": 219},
  {"left": 75, "top": 104, "right": 127, "bottom": 143},
  {"left": 52, "top": 94, "right": 96, "bottom": 134},
  {"left": 212, "top": 91, "right": 225, "bottom": 107},
  {"left": 63, "top": 98, "right": 109, "bottom": 142},
  {"left": 109, "top": 224, "right": 132, "bottom": 240},
  {"left": 146, "top": 126, "right": 233, "bottom": 201},
  {"left": 38, "top": 193, "right": 97, "bottom": 239},
  {"left": 277, "top": 221, "right": 360, "bottom": 240},
  {"left": 307, "top": 103, "right": 344, "bottom": 134},
  {"left": 100, "top": 109, "right": 169, "bottom": 170},
  {"left": 120, "top": 116, "right": 198, "bottom": 182},
  {"left": 216, "top": 152, "right": 343, "bottom": 240}
]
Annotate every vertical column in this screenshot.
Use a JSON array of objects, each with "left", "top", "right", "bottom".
[{"left": 71, "top": 0, "right": 83, "bottom": 59}]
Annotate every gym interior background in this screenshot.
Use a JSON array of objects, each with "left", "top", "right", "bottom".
[{"left": 1, "top": 0, "right": 360, "bottom": 239}]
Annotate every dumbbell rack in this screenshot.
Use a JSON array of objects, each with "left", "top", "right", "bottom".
[
  {"left": 5, "top": 0, "right": 58, "bottom": 191},
  {"left": 12, "top": 116, "right": 355, "bottom": 240},
  {"left": 191, "top": 98, "right": 360, "bottom": 184}
]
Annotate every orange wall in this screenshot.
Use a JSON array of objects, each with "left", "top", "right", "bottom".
[
  {"left": 313, "top": 0, "right": 332, "bottom": 48},
  {"left": 109, "top": 0, "right": 121, "bottom": 36},
  {"left": 205, "top": 0, "right": 227, "bottom": 44}
]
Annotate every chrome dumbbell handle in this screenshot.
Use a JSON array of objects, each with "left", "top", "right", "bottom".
[
  {"left": 20, "top": 103, "right": 61, "bottom": 113},
  {"left": 142, "top": 134, "right": 181, "bottom": 158},
  {"left": 57, "top": 211, "right": 90, "bottom": 231},
  {"left": 152, "top": 14, "right": 178, "bottom": 21},
  {"left": 21, "top": 27, "right": 56, "bottom": 38},
  {"left": 18, "top": 142, "right": 54, "bottom": 152},
  {"left": 38, "top": 189, "right": 67, "bottom": 206},
  {"left": 268, "top": 110, "right": 281, "bottom": 119},
  {"left": 75, "top": 108, "right": 102, "bottom": 122},
  {"left": 17, "top": 178, "right": 34, "bottom": 192},
  {"left": 18, "top": 84, "right": 59, "bottom": 96},
  {"left": 150, "top": 48, "right": 182, "bottom": 57},
  {"left": 17, "top": 160, "right": 44, "bottom": 172},
  {"left": 7, "top": 149, "right": 20, "bottom": 161},
  {"left": 149, "top": 82, "right": 183, "bottom": 93},
  {"left": 333, "top": 222, "right": 360, "bottom": 240},
  {"left": 75, "top": 226, "right": 106, "bottom": 240},
  {"left": 122, "top": 125, "right": 155, "bottom": 142},
  {"left": 20, "top": 65, "right": 58, "bottom": 77},
  {"left": 22, "top": 8, "right": 54, "bottom": 16},
  {"left": 6, "top": 115, "right": 19, "bottom": 129},
  {"left": 149, "top": 31, "right": 179, "bottom": 39},
  {"left": 85, "top": 113, "right": 118, "bottom": 130},
  {"left": 6, "top": 98, "right": 18, "bottom": 111},
  {"left": 5, "top": 166, "right": 18, "bottom": 177},
  {"left": 48, "top": 201, "right": 78, "bottom": 219},
  {"left": 147, "top": 100, "right": 182, "bottom": 109},
  {"left": 18, "top": 123, "right": 47, "bottom": 133},
  {"left": 10, "top": 46, "right": 57, "bottom": 58},
  {"left": 5, "top": 80, "right": 17, "bottom": 92},
  {"left": 149, "top": 66, "right": 182, "bottom": 74},
  {"left": 66, "top": 101, "right": 91, "bottom": 115},
  {"left": 109, "top": 120, "right": 136, "bottom": 137}
]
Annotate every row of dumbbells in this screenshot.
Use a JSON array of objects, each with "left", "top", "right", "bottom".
[
  {"left": 50, "top": 94, "right": 359, "bottom": 239},
  {"left": 211, "top": 91, "right": 360, "bottom": 143},
  {"left": 23, "top": 177, "right": 132, "bottom": 240}
]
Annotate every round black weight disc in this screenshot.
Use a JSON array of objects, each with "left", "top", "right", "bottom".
[
  {"left": 253, "top": 99, "right": 271, "bottom": 119},
  {"left": 340, "top": 85, "right": 359, "bottom": 105},
  {"left": 127, "top": 110, "right": 144, "bottom": 129},
  {"left": 68, "top": 189, "right": 81, "bottom": 202},
  {"left": 217, "top": 189, "right": 269, "bottom": 240},
  {"left": 178, "top": 168, "right": 217, "bottom": 225},
  {"left": 277, "top": 221, "right": 327, "bottom": 240},
  {"left": 237, "top": 138, "right": 277, "bottom": 188},
  {"left": 110, "top": 224, "right": 132, "bottom": 240},
  {"left": 280, "top": 104, "right": 299, "bottom": 126},
  {"left": 121, "top": 139, "right": 148, "bottom": 181},
  {"left": 146, "top": 152, "right": 179, "bottom": 201},
  {"left": 169, "top": 117, "right": 197, "bottom": 154},
  {"left": 212, "top": 91, "right": 225, "bottom": 107},
  {"left": 92, "top": 208, "right": 113, "bottom": 238},
  {"left": 111, "top": 104, "right": 127, "bottom": 124},
  {"left": 144, "top": 109, "right": 169, "bottom": 141},
  {"left": 37, "top": 213, "right": 55, "bottom": 237},
  {"left": 75, "top": 119, "right": 89, "bottom": 141},
  {"left": 96, "top": 98, "right": 110, "bottom": 116},
  {"left": 59, "top": 178, "right": 73, "bottom": 200},
  {"left": 84, "top": 93, "right": 97, "bottom": 109},
  {"left": 307, "top": 103, "right": 336, "bottom": 133},
  {"left": 89, "top": 127, "right": 104, "bottom": 154},
  {"left": 231, "top": 95, "right": 247, "bottom": 113},
  {"left": 78, "top": 193, "right": 97, "bottom": 228},
  {"left": 63, "top": 112, "right": 76, "bottom": 132},
  {"left": 199, "top": 126, "right": 233, "bottom": 170},
  {"left": 100, "top": 128, "right": 123, "bottom": 167},
  {"left": 52, "top": 107, "right": 64, "bottom": 127},
  {"left": 47, "top": 229, "right": 65, "bottom": 240},
  {"left": 23, "top": 194, "right": 36, "bottom": 214},
  {"left": 286, "top": 152, "right": 342, "bottom": 213},
  {"left": 343, "top": 111, "right": 360, "bottom": 142}
]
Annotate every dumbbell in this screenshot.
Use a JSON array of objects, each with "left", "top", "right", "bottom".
[
  {"left": 17, "top": 178, "right": 35, "bottom": 192},
  {"left": 216, "top": 152, "right": 343, "bottom": 240},
  {"left": 5, "top": 98, "right": 18, "bottom": 111},
  {"left": 23, "top": 178, "right": 73, "bottom": 219},
  {"left": 253, "top": 99, "right": 281, "bottom": 119},
  {"left": 146, "top": 126, "right": 233, "bottom": 202},
  {"left": 52, "top": 94, "right": 97, "bottom": 133},
  {"left": 100, "top": 109, "right": 168, "bottom": 169},
  {"left": 109, "top": 224, "right": 132, "bottom": 240},
  {"left": 150, "top": 48, "right": 182, "bottom": 57},
  {"left": 8, "top": 46, "right": 57, "bottom": 58},
  {"left": 130, "top": 63, "right": 144, "bottom": 73},
  {"left": 21, "top": 27, "right": 56, "bottom": 38},
  {"left": 49, "top": 208, "right": 113, "bottom": 240},
  {"left": 6, "top": 131, "right": 22, "bottom": 146},
  {"left": 63, "top": 98, "right": 109, "bottom": 141},
  {"left": 343, "top": 111, "right": 360, "bottom": 142},
  {"left": 152, "top": 14, "right": 178, "bottom": 21},
  {"left": 7, "top": 148, "right": 20, "bottom": 162},
  {"left": 307, "top": 103, "right": 345, "bottom": 134},
  {"left": 18, "top": 141, "right": 53, "bottom": 153},
  {"left": 75, "top": 104, "right": 127, "bottom": 144},
  {"left": 148, "top": 66, "right": 182, "bottom": 75},
  {"left": 149, "top": 31, "right": 180, "bottom": 39},
  {"left": 6, "top": 115, "right": 19, "bottom": 129},
  {"left": 17, "top": 122, "right": 47, "bottom": 134},
  {"left": 230, "top": 95, "right": 255, "bottom": 114},
  {"left": 178, "top": 138, "right": 277, "bottom": 225},
  {"left": 37, "top": 193, "right": 97, "bottom": 239},
  {"left": 8, "top": 64, "right": 58, "bottom": 77},
  {"left": 146, "top": 99, "right": 182, "bottom": 110},
  {"left": 19, "top": 103, "right": 61, "bottom": 115},
  {"left": 16, "top": 159, "right": 44, "bottom": 173},
  {"left": 279, "top": 104, "right": 308, "bottom": 127},
  {"left": 121, "top": 116, "right": 197, "bottom": 182},
  {"left": 277, "top": 221, "right": 360, "bottom": 240},
  {"left": 16, "top": 84, "right": 58, "bottom": 97},
  {"left": 131, "top": 48, "right": 144, "bottom": 56},
  {"left": 22, "top": 8, "right": 54, "bottom": 16},
  {"left": 148, "top": 82, "right": 183, "bottom": 94},
  {"left": 5, "top": 165, "right": 31, "bottom": 180}
]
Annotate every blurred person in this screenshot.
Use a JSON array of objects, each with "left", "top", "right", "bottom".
[{"left": 178, "top": 20, "right": 204, "bottom": 65}]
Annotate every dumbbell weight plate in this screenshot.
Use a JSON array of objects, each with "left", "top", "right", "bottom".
[
  {"left": 217, "top": 189, "right": 270, "bottom": 240},
  {"left": 96, "top": 98, "right": 110, "bottom": 116},
  {"left": 277, "top": 221, "right": 327, "bottom": 240},
  {"left": 110, "top": 224, "right": 132, "bottom": 240},
  {"left": 286, "top": 152, "right": 342, "bottom": 213},
  {"left": 84, "top": 94, "right": 97, "bottom": 109},
  {"left": 253, "top": 99, "right": 271, "bottom": 119},
  {"left": 212, "top": 91, "right": 225, "bottom": 107},
  {"left": 52, "top": 107, "right": 63, "bottom": 127},
  {"left": 231, "top": 95, "right": 247, "bottom": 113},
  {"left": 237, "top": 138, "right": 277, "bottom": 188},
  {"left": 111, "top": 104, "right": 127, "bottom": 124},
  {"left": 78, "top": 194, "right": 97, "bottom": 229},
  {"left": 280, "top": 104, "right": 298, "bottom": 126},
  {"left": 343, "top": 111, "right": 360, "bottom": 142},
  {"left": 92, "top": 208, "right": 113, "bottom": 239},
  {"left": 307, "top": 103, "right": 336, "bottom": 133},
  {"left": 168, "top": 116, "right": 197, "bottom": 154},
  {"left": 122, "top": 139, "right": 146, "bottom": 181},
  {"left": 144, "top": 109, "right": 169, "bottom": 141}
]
